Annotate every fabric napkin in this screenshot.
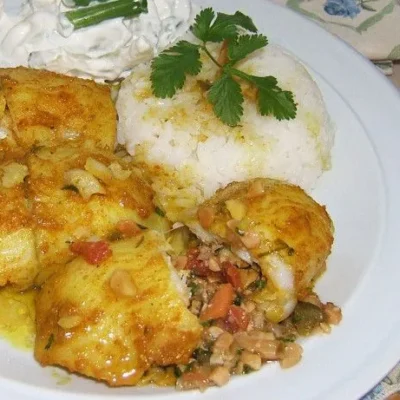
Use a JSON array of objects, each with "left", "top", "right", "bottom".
[{"left": 270, "top": 0, "right": 400, "bottom": 74}]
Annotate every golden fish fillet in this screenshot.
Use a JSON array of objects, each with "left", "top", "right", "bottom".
[
  {"left": 0, "top": 91, "right": 25, "bottom": 161},
  {"left": 181, "top": 178, "right": 334, "bottom": 322},
  {"left": 0, "top": 67, "right": 116, "bottom": 150},
  {"left": 35, "top": 232, "right": 202, "bottom": 386},
  {"left": 27, "top": 144, "right": 158, "bottom": 282},
  {"left": 0, "top": 159, "right": 39, "bottom": 289}
]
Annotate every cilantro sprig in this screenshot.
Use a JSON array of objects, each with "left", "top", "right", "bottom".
[{"left": 150, "top": 8, "right": 297, "bottom": 126}]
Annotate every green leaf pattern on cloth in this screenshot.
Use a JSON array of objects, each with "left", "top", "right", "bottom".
[
  {"left": 388, "top": 44, "right": 400, "bottom": 59},
  {"left": 356, "top": 1, "right": 395, "bottom": 32}
]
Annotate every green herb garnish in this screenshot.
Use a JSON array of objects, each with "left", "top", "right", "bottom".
[
  {"left": 63, "top": 0, "right": 148, "bottom": 30},
  {"left": 62, "top": 184, "right": 79, "bottom": 193},
  {"left": 108, "top": 231, "right": 123, "bottom": 241},
  {"left": 279, "top": 334, "right": 297, "bottom": 342},
  {"left": 234, "top": 293, "right": 243, "bottom": 306},
  {"left": 135, "top": 236, "right": 144, "bottom": 248},
  {"left": 243, "top": 365, "right": 254, "bottom": 374},
  {"left": 62, "top": 0, "right": 108, "bottom": 7},
  {"left": 188, "top": 281, "right": 199, "bottom": 295},
  {"left": 235, "top": 227, "right": 245, "bottom": 236},
  {"left": 45, "top": 333, "right": 55, "bottom": 350},
  {"left": 249, "top": 279, "right": 266, "bottom": 291},
  {"left": 150, "top": 8, "right": 297, "bottom": 126},
  {"left": 155, "top": 206, "right": 166, "bottom": 217},
  {"left": 192, "top": 347, "right": 212, "bottom": 363},
  {"left": 173, "top": 365, "right": 183, "bottom": 378},
  {"left": 287, "top": 247, "right": 295, "bottom": 256}
]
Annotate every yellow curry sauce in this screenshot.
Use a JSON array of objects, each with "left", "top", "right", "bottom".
[{"left": 0, "top": 287, "right": 36, "bottom": 350}]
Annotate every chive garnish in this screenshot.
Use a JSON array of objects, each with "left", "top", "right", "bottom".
[{"left": 63, "top": 0, "right": 148, "bottom": 31}]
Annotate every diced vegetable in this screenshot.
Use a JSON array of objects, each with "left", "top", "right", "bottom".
[
  {"left": 186, "top": 249, "right": 209, "bottom": 277},
  {"left": 279, "top": 342, "right": 303, "bottom": 369},
  {"left": 240, "top": 350, "right": 262, "bottom": 370},
  {"left": 224, "top": 305, "right": 249, "bottom": 333},
  {"left": 84, "top": 157, "right": 112, "bottom": 184},
  {"left": 116, "top": 220, "right": 142, "bottom": 237},
  {"left": 291, "top": 301, "right": 323, "bottom": 335},
  {"left": 197, "top": 206, "right": 215, "bottom": 229},
  {"left": 209, "top": 366, "right": 230, "bottom": 386},
  {"left": 200, "top": 283, "right": 234, "bottom": 321},
  {"left": 192, "top": 347, "right": 212, "bottom": 364},
  {"left": 70, "top": 240, "right": 112, "bottom": 265},
  {"left": 323, "top": 302, "right": 342, "bottom": 325},
  {"left": 238, "top": 269, "right": 259, "bottom": 289},
  {"left": 222, "top": 262, "right": 242, "bottom": 289},
  {"left": 234, "top": 331, "right": 280, "bottom": 360},
  {"left": 225, "top": 199, "right": 247, "bottom": 220},
  {"left": 213, "top": 332, "right": 234, "bottom": 351}
]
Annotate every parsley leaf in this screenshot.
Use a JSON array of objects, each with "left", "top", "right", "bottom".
[
  {"left": 191, "top": 8, "right": 215, "bottom": 41},
  {"left": 151, "top": 7, "right": 297, "bottom": 124},
  {"left": 191, "top": 9, "right": 257, "bottom": 42},
  {"left": 253, "top": 76, "right": 297, "bottom": 120},
  {"left": 150, "top": 41, "right": 201, "bottom": 98},
  {"left": 228, "top": 34, "right": 268, "bottom": 63},
  {"left": 208, "top": 73, "right": 244, "bottom": 126},
  {"left": 232, "top": 71, "right": 297, "bottom": 120}
]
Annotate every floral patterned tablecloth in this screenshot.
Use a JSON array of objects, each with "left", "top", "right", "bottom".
[{"left": 271, "top": 0, "right": 400, "bottom": 74}]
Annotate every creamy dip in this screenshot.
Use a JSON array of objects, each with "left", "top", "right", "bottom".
[{"left": 0, "top": 0, "right": 194, "bottom": 81}]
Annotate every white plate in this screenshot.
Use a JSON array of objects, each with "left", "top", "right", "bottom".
[{"left": 1, "top": 0, "right": 400, "bottom": 399}]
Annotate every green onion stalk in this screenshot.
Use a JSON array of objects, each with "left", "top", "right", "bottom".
[
  {"left": 62, "top": 0, "right": 109, "bottom": 8},
  {"left": 58, "top": 0, "right": 148, "bottom": 36}
]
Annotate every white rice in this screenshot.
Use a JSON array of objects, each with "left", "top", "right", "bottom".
[{"left": 116, "top": 43, "right": 334, "bottom": 220}]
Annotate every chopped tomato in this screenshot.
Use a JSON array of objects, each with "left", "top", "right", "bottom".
[
  {"left": 70, "top": 240, "right": 112, "bottom": 265},
  {"left": 224, "top": 305, "right": 250, "bottom": 333},
  {"left": 222, "top": 262, "right": 242, "bottom": 289},
  {"left": 116, "top": 220, "right": 142, "bottom": 237},
  {"left": 200, "top": 283, "right": 234, "bottom": 321},
  {"left": 187, "top": 248, "right": 200, "bottom": 258},
  {"left": 185, "top": 248, "right": 208, "bottom": 277},
  {"left": 187, "top": 258, "right": 209, "bottom": 277}
]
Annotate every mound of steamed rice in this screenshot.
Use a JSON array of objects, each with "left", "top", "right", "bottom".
[{"left": 116, "top": 43, "right": 334, "bottom": 221}]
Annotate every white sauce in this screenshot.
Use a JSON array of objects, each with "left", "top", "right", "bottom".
[{"left": 0, "top": 0, "right": 194, "bottom": 81}]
